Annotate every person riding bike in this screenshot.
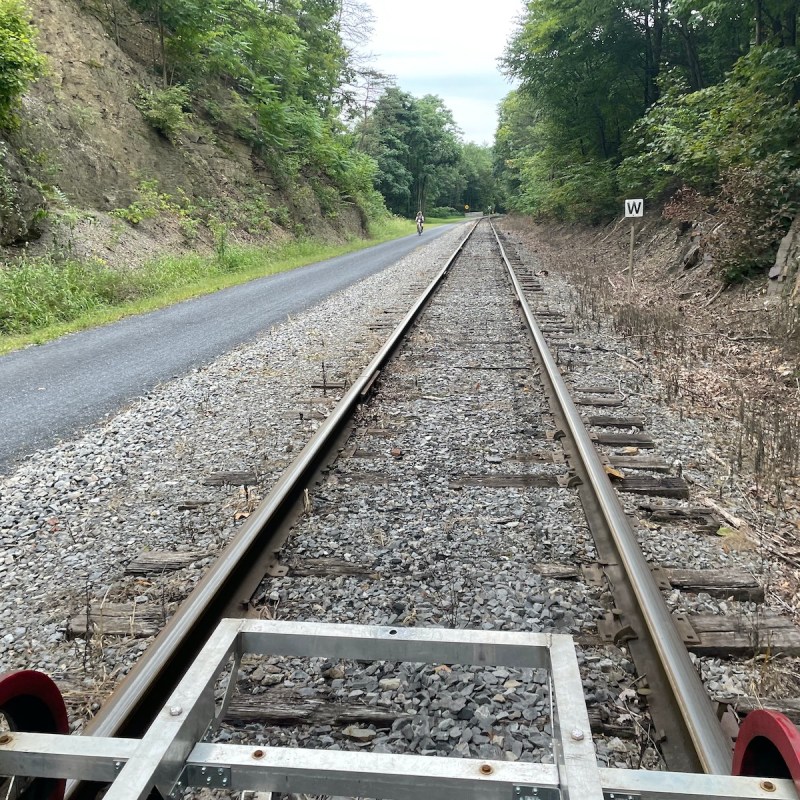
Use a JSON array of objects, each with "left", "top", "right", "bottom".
[{"left": 415, "top": 211, "right": 425, "bottom": 235}]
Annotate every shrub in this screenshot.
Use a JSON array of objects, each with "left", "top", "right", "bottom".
[
  {"left": 110, "top": 179, "right": 190, "bottom": 225},
  {"left": 427, "top": 206, "right": 464, "bottom": 218},
  {"left": 135, "top": 84, "right": 191, "bottom": 142},
  {"left": 0, "top": 257, "right": 129, "bottom": 333},
  {"left": 0, "top": 0, "right": 45, "bottom": 129},
  {"left": 620, "top": 47, "right": 800, "bottom": 196}
]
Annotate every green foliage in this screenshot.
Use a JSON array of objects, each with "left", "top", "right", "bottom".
[
  {"left": 616, "top": 46, "right": 800, "bottom": 281},
  {"left": 460, "top": 143, "right": 498, "bottom": 213},
  {"left": 428, "top": 206, "right": 464, "bottom": 218},
  {"left": 620, "top": 47, "right": 800, "bottom": 195},
  {"left": 0, "top": 257, "right": 130, "bottom": 333},
  {"left": 135, "top": 84, "right": 191, "bottom": 142},
  {"left": 203, "top": 89, "right": 260, "bottom": 143},
  {"left": 359, "top": 88, "right": 468, "bottom": 216},
  {"left": 110, "top": 179, "right": 188, "bottom": 224},
  {"left": 495, "top": 90, "right": 619, "bottom": 221},
  {"left": 0, "top": 0, "right": 45, "bottom": 129},
  {"left": 311, "top": 181, "right": 340, "bottom": 218}
]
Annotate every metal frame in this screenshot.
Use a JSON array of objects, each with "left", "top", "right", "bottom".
[{"left": 0, "top": 620, "right": 796, "bottom": 800}]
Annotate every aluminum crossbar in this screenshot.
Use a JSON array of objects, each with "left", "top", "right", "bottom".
[{"left": 0, "top": 621, "right": 795, "bottom": 800}]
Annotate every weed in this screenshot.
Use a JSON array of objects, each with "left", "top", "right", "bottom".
[
  {"left": 0, "top": 256, "right": 129, "bottom": 333},
  {"left": 69, "top": 104, "right": 100, "bottom": 131},
  {"left": 134, "top": 84, "right": 191, "bottom": 142},
  {"left": 110, "top": 179, "right": 183, "bottom": 225}
]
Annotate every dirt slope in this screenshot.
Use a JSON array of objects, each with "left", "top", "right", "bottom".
[{"left": 0, "top": 0, "right": 363, "bottom": 260}]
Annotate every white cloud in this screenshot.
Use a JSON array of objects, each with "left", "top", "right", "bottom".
[{"left": 360, "top": 0, "right": 522, "bottom": 143}]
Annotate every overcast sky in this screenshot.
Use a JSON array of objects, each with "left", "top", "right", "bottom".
[{"left": 359, "top": 1, "right": 523, "bottom": 145}]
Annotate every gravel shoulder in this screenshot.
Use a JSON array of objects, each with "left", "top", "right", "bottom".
[{"left": 0, "top": 225, "right": 460, "bottom": 473}]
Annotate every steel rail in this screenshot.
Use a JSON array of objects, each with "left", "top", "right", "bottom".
[
  {"left": 489, "top": 220, "right": 732, "bottom": 775},
  {"left": 67, "top": 220, "right": 480, "bottom": 798}
]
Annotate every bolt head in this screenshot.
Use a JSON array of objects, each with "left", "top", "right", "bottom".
[
  {"left": 570, "top": 728, "right": 585, "bottom": 741},
  {"left": 169, "top": 705, "right": 183, "bottom": 716}
]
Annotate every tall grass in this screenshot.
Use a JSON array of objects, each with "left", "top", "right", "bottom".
[
  {"left": 0, "top": 258, "right": 129, "bottom": 333},
  {"left": 0, "top": 218, "right": 423, "bottom": 350}
]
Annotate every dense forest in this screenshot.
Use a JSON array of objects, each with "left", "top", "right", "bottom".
[{"left": 497, "top": 0, "right": 800, "bottom": 278}]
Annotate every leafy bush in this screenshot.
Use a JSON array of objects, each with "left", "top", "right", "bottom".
[
  {"left": 623, "top": 47, "right": 800, "bottom": 281},
  {"left": 135, "top": 85, "right": 191, "bottom": 142},
  {"left": 620, "top": 47, "right": 800, "bottom": 196},
  {"left": 0, "top": 0, "right": 45, "bottom": 129},
  {"left": 311, "top": 181, "right": 340, "bottom": 218},
  {"left": 110, "top": 180, "right": 191, "bottom": 225},
  {"left": 511, "top": 148, "right": 618, "bottom": 222},
  {"left": 427, "top": 206, "right": 464, "bottom": 218}
]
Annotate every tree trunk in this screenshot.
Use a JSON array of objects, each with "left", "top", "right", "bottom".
[
  {"left": 157, "top": 1, "right": 167, "bottom": 87},
  {"left": 674, "top": 20, "right": 705, "bottom": 90},
  {"left": 755, "top": 0, "right": 764, "bottom": 45}
]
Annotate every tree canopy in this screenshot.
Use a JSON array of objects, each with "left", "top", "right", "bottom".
[
  {"left": 357, "top": 87, "right": 497, "bottom": 216},
  {"left": 496, "top": 0, "right": 800, "bottom": 273},
  {"left": 0, "top": 0, "right": 45, "bottom": 129}
]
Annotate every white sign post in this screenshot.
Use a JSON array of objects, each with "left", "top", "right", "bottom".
[{"left": 624, "top": 199, "right": 643, "bottom": 296}]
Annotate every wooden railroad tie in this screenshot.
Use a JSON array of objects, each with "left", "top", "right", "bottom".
[
  {"left": 126, "top": 550, "right": 210, "bottom": 575},
  {"left": 68, "top": 602, "right": 174, "bottom": 638},
  {"left": 594, "top": 608, "right": 800, "bottom": 657}
]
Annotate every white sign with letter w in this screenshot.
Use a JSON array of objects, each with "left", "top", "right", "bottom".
[{"left": 625, "top": 199, "right": 644, "bottom": 217}]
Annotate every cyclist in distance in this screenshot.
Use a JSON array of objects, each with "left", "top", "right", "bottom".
[{"left": 415, "top": 210, "right": 425, "bottom": 235}]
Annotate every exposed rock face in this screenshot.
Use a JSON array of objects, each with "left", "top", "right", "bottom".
[
  {"left": 0, "top": 139, "right": 45, "bottom": 245},
  {"left": 767, "top": 216, "right": 800, "bottom": 302},
  {"left": 1, "top": 0, "right": 364, "bottom": 252}
]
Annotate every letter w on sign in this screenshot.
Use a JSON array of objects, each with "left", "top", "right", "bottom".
[{"left": 625, "top": 199, "right": 644, "bottom": 217}]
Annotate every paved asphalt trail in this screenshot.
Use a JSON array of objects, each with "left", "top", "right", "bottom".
[{"left": 0, "top": 225, "right": 461, "bottom": 472}]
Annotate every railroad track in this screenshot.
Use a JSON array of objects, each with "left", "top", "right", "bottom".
[{"left": 2, "top": 218, "right": 800, "bottom": 799}]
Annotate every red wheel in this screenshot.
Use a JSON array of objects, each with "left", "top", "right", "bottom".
[
  {"left": 732, "top": 709, "right": 800, "bottom": 793},
  {"left": 0, "top": 670, "right": 68, "bottom": 800}
]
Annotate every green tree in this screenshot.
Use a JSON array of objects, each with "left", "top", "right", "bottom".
[
  {"left": 460, "top": 143, "right": 497, "bottom": 212},
  {"left": 0, "top": 0, "right": 45, "bottom": 129},
  {"left": 362, "top": 88, "right": 465, "bottom": 216}
]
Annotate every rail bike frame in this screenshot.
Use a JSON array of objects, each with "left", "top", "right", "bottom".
[{"left": 1, "top": 620, "right": 799, "bottom": 800}]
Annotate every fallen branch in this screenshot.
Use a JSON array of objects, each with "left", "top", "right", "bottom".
[{"left": 702, "top": 496, "right": 743, "bottom": 529}]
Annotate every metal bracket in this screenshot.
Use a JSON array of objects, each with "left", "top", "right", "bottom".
[
  {"left": 264, "top": 558, "right": 288, "bottom": 577},
  {"left": 597, "top": 611, "right": 638, "bottom": 644},
  {"left": 557, "top": 473, "right": 583, "bottom": 488},
  {"left": 649, "top": 566, "right": 672, "bottom": 591},
  {"left": 604, "top": 793, "right": 640, "bottom": 800},
  {"left": 513, "top": 785, "right": 561, "bottom": 800},
  {"left": 672, "top": 612, "right": 701, "bottom": 645},
  {"left": 581, "top": 563, "right": 607, "bottom": 588},
  {"left": 185, "top": 764, "right": 231, "bottom": 789}
]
